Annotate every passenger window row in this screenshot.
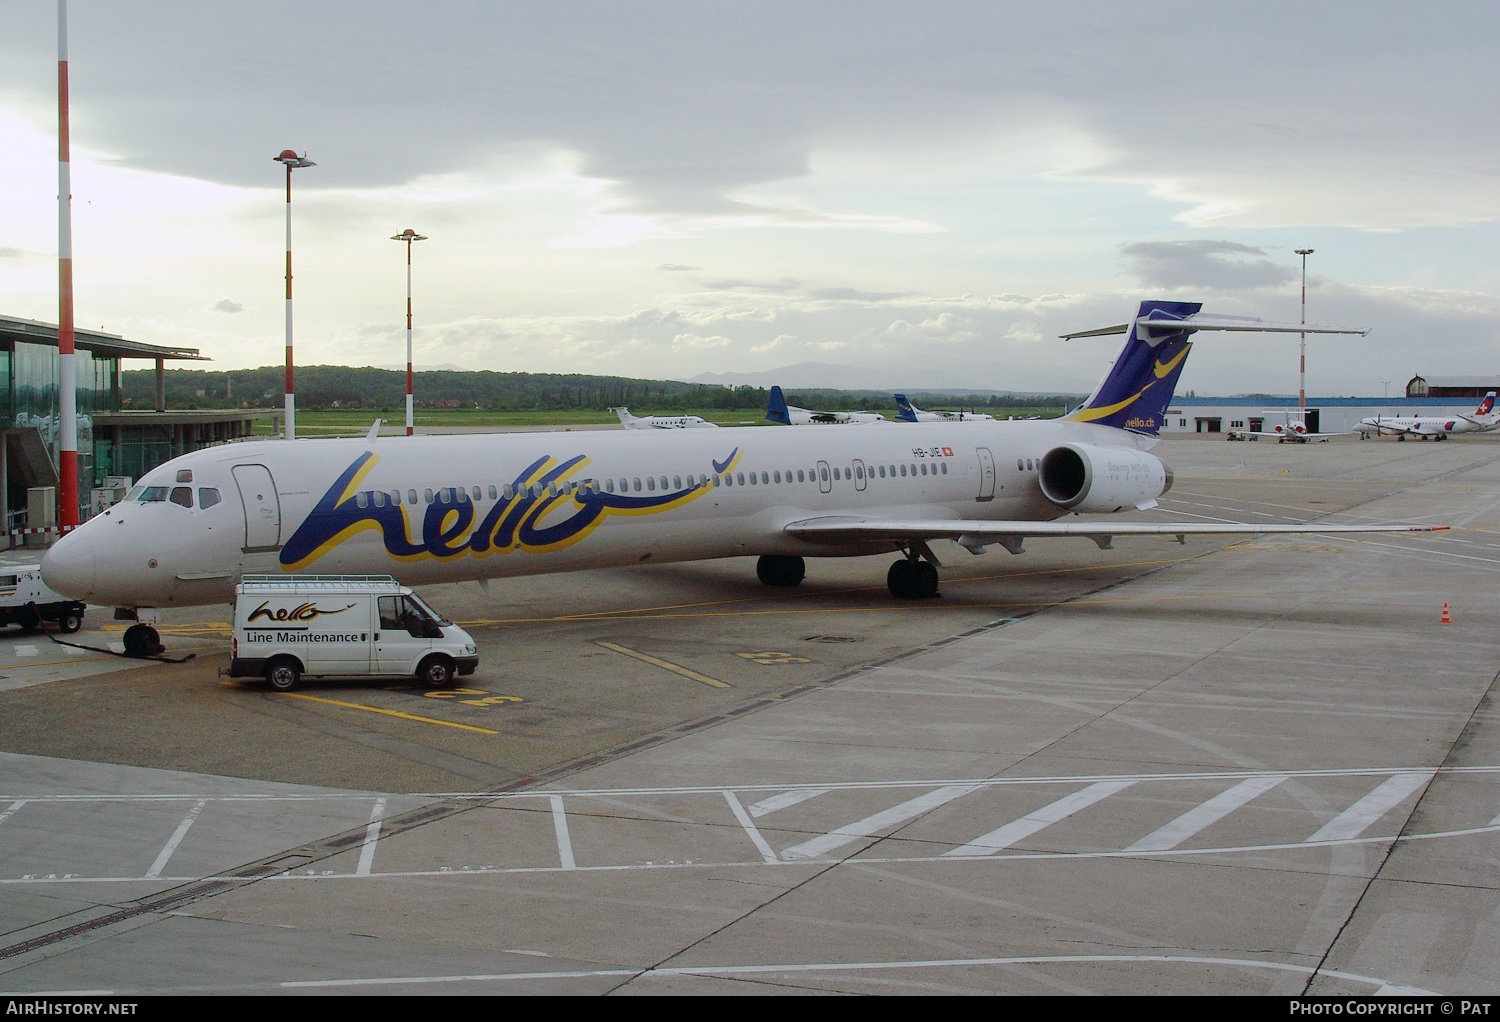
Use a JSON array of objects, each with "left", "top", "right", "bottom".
[{"left": 345, "top": 457, "right": 954, "bottom": 508}]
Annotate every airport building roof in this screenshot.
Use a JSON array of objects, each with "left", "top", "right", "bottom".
[{"left": 0, "top": 315, "right": 208, "bottom": 362}]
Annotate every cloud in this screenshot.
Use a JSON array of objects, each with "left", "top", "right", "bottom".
[
  {"left": 0, "top": 247, "right": 24, "bottom": 259},
  {"left": 207, "top": 298, "right": 244, "bottom": 313},
  {"left": 656, "top": 264, "right": 698, "bottom": 272},
  {"left": 698, "top": 278, "right": 802, "bottom": 294},
  {"left": 1121, "top": 241, "right": 1298, "bottom": 290},
  {"left": 804, "top": 287, "right": 916, "bottom": 303}
]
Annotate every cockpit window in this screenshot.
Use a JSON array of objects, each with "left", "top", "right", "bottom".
[
  {"left": 136, "top": 486, "right": 169, "bottom": 502},
  {"left": 198, "top": 487, "right": 222, "bottom": 509},
  {"left": 169, "top": 486, "right": 193, "bottom": 508}
]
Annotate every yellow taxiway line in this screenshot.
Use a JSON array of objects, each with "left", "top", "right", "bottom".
[
  {"left": 594, "top": 641, "right": 732, "bottom": 689},
  {"left": 273, "top": 691, "right": 501, "bottom": 735}
]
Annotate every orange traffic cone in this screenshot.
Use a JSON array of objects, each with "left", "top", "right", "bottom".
[{"left": 1441, "top": 603, "right": 1451, "bottom": 623}]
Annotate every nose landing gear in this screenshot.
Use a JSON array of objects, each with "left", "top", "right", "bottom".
[{"left": 122, "top": 624, "right": 163, "bottom": 658}]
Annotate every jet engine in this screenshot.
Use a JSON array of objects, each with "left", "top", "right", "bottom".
[{"left": 1038, "top": 442, "right": 1174, "bottom": 513}]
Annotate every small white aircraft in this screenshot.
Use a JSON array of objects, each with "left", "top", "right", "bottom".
[
  {"left": 1235, "top": 410, "right": 1346, "bottom": 443},
  {"left": 894, "top": 394, "right": 995, "bottom": 422},
  {"left": 613, "top": 407, "right": 718, "bottom": 430},
  {"left": 42, "top": 300, "right": 1441, "bottom": 659},
  {"left": 1355, "top": 392, "right": 1498, "bottom": 441},
  {"left": 765, "top": 386, "right": 886, "bottom": 425}
]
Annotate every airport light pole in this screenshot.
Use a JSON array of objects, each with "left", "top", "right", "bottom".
[
  {"left": 56, "top": 0, "right": 79, "bottom": 531},
  {"left": 1295, "top": 248, "right": 1314, "bottom": 412},
  {"left": 274, "top": 149, "right": 316, "bottom": 439},
  {"left": 390, "top": 229, "right": 428, "bottom": 436}
]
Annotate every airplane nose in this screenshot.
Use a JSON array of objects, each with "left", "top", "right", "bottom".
[{"left": 41, "top": 529, "right": 97, "bottom": 601}]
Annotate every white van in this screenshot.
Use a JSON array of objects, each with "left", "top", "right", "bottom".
[{"left": 229, "top": 574, "right": 478, "bottom": 691}]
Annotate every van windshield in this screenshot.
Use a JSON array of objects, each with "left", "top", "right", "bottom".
[{"left": 407, "top": 594, "right": 451, "bottom": 627}]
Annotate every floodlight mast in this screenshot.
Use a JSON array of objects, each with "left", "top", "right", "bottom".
[
  {"left": 1295, "top": 248, "right": 1314, "bottom": 412},
  {"left": 391, "top": 229, "right": 428, "bottom": 436},
  {"left": 57, "top": 0, "right": 78, "bottom": 529},
  {"left": 274, "top": 149, "right": 316, "bottom": 439}
]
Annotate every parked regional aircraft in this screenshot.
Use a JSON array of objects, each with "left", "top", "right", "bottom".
[
  {"left": 42, "top": 301, "right": 1442, "bottom": 657},
  {"left": 765, "top": 386, "right": 886, "bottom": 425},
  {"left": 614, "top": 407, "right": 718, "bottom": 430},
  {"left": 895, "top": 395, "right": 995, "bottom": 422},
  {"left": 1355, "top": 392, "right": 1498, "bottom": 441},
  {"left": 1241, "top": 410, "right": 1347, "bottom": 443}
]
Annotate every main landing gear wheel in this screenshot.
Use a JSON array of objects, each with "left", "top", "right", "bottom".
[
  {"left": 887, "top": 558, "right": 939, "bottom": 600},
  {"left": 122, "top": 624, "right": 162, "bottom": 658},
  {"left": 756, "top": 555, "right": 806, "bottom": 588}
]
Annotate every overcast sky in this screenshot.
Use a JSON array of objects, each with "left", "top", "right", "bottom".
[{"left": 2, "top": 1, "right": 1498, "bottom": 395}]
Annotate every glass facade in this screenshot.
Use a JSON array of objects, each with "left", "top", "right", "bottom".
[{"left": 4, "top": 343, "right": 120, "bottom": 520}]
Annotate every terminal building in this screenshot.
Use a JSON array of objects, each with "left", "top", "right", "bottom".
[
  {"left": 1157, "top": 395, "right": 1490, "bottom": 436},
  {"left": 0, "top": 315, "right": 271, "bottom": 541}
]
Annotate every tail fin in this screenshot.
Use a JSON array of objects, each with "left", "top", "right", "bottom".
[
  {"left": 1477, "top": 392, "right": 1496, "bottom": 417},
  {"left": 766, "top": 386, "right": 791, "bottom": 425},
  {"left": 894, "top": 394, "right": 919, "bottom": 422},
  {"left": 613, "top": 407, "right": 636, "bottom": 426},
  {"left": 1064, "top": 300, "right": 1201, "bottom": 434}
]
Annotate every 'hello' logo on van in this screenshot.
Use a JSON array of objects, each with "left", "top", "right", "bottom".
[{"left": 248, "top": 601, "right": 356, "bottom": 623}]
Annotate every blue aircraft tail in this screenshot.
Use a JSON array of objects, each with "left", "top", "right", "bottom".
[
  {"left": 894, "top": 394, "right": 919, "bottom": 422},
  {"left": 1064, "top": 300, "right": 1201, "bottom": 434},
  {"left": 765, "top": 386, "right": 791, "bottom": 425}
]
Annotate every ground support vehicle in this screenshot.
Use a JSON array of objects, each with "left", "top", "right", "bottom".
[{"left": 228, "top": 574, "right": 477, "bottom": 691}]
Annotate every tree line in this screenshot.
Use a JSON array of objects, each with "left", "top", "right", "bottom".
[{"left": 120, "top": 365, "right": 1075, "bottom": 414}]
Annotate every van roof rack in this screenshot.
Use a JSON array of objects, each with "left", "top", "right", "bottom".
[{"left": 239, "top": 574, "right": 400, "bottom": 588}]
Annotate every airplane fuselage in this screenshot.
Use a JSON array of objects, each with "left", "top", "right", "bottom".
[
  {"left": 46, "top": 420, "right": 1151, "bottom": 609},
  {"left": 1357, "top": 415, "right": 1491, "bottom": 439}
]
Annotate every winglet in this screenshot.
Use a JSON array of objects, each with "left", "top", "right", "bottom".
[{"left": 766, "top": 386, "right": 791, "bottom": 425}]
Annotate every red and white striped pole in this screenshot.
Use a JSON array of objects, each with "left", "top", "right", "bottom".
[
  {"left": 1295, "top": 248, "right": 1313, "bottom": 414},
  {"left": 57, "top": 0, "right": 77, "bottom": 529},
  {"left": 274, "top": 149, "right": 315, "bottom": 439},
  {"left": 390, "top": 229, "right": 427, "bottom": 435}
]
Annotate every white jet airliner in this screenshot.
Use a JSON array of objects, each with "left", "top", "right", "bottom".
[
  {"left": 1355, "top": 392, "right": 1498, "bottom": 441},
  {"left": 613, "top": 407, "right": 719, "bottom": 430},
  {"left": 765, "top": 386, "right": 886, "bottom": 424},
  {"left": 42, "top": 301, "right": 1442, "bottom": 657},
  {"left": 894, "top": 394, "right": 995, "bottom": 422}
]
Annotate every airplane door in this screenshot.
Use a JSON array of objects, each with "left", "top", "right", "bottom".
[
  {"left": 817, "top": 460, "right": 832, "bottom": 494},
  {"left": 975, "top": 448, "right": 996, "bottom": 501},
  {"left": 232, "top": 464, "right": 282, "bottom": 551},
  {"left": 852, "top": 458, "right": 867, "bottom": 492}
]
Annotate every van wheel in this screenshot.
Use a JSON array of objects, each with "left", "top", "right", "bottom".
[
  {"left": 265, "top": 658, "right": 301, "bottom": 692},
  {"left": 19, "top": 605, "right": 41, "bottom": 633},
  {"left": 418, "top": 655, "right": 455, "bottom": 689},
  {"left": 57, "top": 610, "right": 82, "bottom": 634}
]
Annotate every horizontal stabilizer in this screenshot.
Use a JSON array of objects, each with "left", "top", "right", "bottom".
[{"left": 1062, "top": 312, "right": 1369, "bottom": 341}]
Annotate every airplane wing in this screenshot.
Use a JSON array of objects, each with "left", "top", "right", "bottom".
[
  {"left": 1368, "top": 423, "right": 1426, "bottom": 437},
  {"left": 784, "top": 516, "right": 1444, "bottom": 549}
]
